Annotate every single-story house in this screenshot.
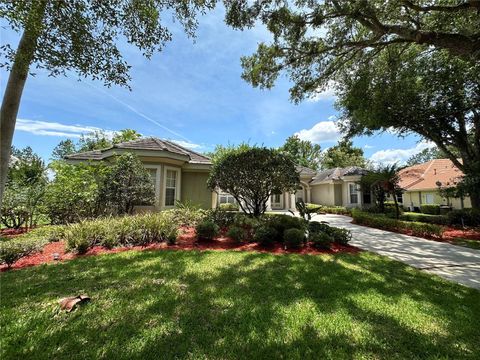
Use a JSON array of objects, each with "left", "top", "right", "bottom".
[
  {"left": 398, "top": 159, "right": 471, "bottom": 210},
  {"left": 66, "top": 137, "right": 370, "bottom": 212},
  {"left": 66, "top": 137, "right": 214, "bottom": 211}
]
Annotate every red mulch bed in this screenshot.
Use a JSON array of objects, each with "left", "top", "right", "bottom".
[
  {"left": 1, "top": 227, "right": 360, "bottom": 272},
  {"left": 0, "top": 227, "right": 32, "bottom": 238}
]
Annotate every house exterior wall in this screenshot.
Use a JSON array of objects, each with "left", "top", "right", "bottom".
[
  {"left": 403, "top": 190, "right": 472, "bottom": 210},
  {"left": 181, "top": 172, "right": 213, "bottom": 209},
  {"left": 311, "top": 184, "right": 335, "bottom": 206}
]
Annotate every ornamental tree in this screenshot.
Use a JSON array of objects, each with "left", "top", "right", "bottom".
[
  {"left": 0, "top": 0, "right": 215, "bottom": 211},
  {"left": 99, "top": 152, "right": 155, "bottom": 215},
  {"left": 207, "top": 146, "right": 299, "bottom": 217},
  {"left": 223, "top": 0, "right": 480, "bottom": 208}
]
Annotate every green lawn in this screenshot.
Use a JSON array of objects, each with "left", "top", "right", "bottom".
[{"left": 1, "top": 250, "right": 479, "bottom": 359}]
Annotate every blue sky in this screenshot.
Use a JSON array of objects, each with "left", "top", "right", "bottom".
[{"left": 1, "top": 6, "right": 430, "bottom": 165}]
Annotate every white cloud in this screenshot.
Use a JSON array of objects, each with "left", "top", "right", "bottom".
[
  {"left": 307, "top": 81, "right": 337, "bottom": 102},
  {"left": 16, "top": 118, "right": 105, "bottom": 138},
  {"left": 295, "top": 121, "right": 342, "bottom": 143},
  {"left": 171, "top": 140, "right": 203, "bottom": 150},
  {"left": 369, "top": 141, "right": 436, "bottom": 166}
]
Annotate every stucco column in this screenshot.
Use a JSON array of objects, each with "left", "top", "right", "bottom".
[
  {"left": 306, "top": 186, "right": 311, "bottom": 203},
  {"left": 290, "top": 193, "right": 296, "bottom": 211},
  {"left": 266, "top": 196, "right": 272, "bottom": 211}
]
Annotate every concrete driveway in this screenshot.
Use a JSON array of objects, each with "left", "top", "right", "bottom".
[{"left": 311, "top": 214, "right": 480, "bottom": 290}]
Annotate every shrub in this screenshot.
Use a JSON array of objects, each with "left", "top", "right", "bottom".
[
  {"left": 195, "top": 220, "right": 219, "bottom": 240},
  {"left": 264, "top": 214, "right": 306, "bottom": 242},
  {"left": 219, "top": 203, "right": 239, "bottom": 211},
  {"left": 167, "top": 207, "right": 208, "bottom": 227},
  {"left": 305, "top": 203, "right": 322, "bottom": 213},
  {"left": 64, "top": 221, "right": 106, "bottom": 254},
  {"left": 226, "top": 226, "right": 245, "bottom": 242},
  {"left": 400, "top": 212, "right": 448, "bottom": 225},
  {"left": 207, "top": 209, "right": 237, "bottom": 228},
  {"left": 319, "top": 206, "right": 351, "bottom": 216},
  {"left": 253, "top": 225, "right": 278, "bottom": 246},
  {"left": 352, "top": 210, "right": 444, "bottom": 238},
  {"left": 330, "top": 227, "right": 352, "bottom": 245},
  {"left": 310, "top": 232, "right": 333, "bottom": 249},
  {"left": 420, "top": 204, "right": 441, "bottom": 215},
  {"left": 308, "top": 221, "right": 330, "bottom": 234},
  {"left": 0, "top": 237, "right": 46, "bottom": 267},
  {"left": 283, "top": 228, "right": 305, "bottom": 249},
  {"left": 447, "top": 209, "right": 480, "bottom": 227}
]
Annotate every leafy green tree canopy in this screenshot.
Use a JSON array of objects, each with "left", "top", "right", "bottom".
[
  {"left": 207, "top": 145, "right": 299, "bottom": 217},
  {"left": 1, "top": 0, "right": 215, "bottom": 211},
  {"left": 100, "top": 153, "right": 155, "bottom": 215},
  {"left": 223, "top": 0, "right": 480, "bottom": 208},
  {"left": 51, "top": 128, "right": 142, "bottom": 160},
  {"left": 279, "top": 135, "right": 321, "bottom": 170},
  {"left": 321, "top": 140, "right": 367, "bottom": 170}
]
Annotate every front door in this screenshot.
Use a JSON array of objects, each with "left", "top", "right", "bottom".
[{"left": 271, "top": 193, "right": 283, "bottom": 209}]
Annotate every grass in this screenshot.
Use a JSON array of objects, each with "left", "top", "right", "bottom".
[{"left": 1, "top": 250, "right": 479, "bottom": 360}]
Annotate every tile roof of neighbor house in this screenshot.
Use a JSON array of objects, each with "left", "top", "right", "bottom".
[
  {"left": 65, "top": 137, "right": 212, "bottom": 164},
  {"left": 398, "top": 159, "right": 464, "bottom": 191},
  {"left": 310, "top": 166, "right": 368, "bottom": 185}
]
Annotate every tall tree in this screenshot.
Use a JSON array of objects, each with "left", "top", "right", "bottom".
[
  {"left": 223, "top": 0, "right": 480, "bottom": 208},
  {"left": 320, "top": 140, "right": 367, "bottom": 169},
  {"left": 280, "top": 135, "right": 321, "bottom": 170},
  {"left": 406, "top": 147, "right": 444, "bottom": 167},
  {"left": 51, "top": 129, "right": 142, "bottom": 160},
  {"left": 0, "top": 0, "right": 215, "bottom": 211}
]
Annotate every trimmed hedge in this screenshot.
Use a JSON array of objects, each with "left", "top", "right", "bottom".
[
  {"left": 400, "top": 212, "right": 448, "bottom": 225},
  {"left": 447, "top": 209, "right": 480, "bottom": 227},
  {"left": 306, "top": 204, "right": 352, "bottom": 216},
  {"left": 352, "top": 210, "right": 444, "bottom": 238},
  {"left": 219, "top": 203, "right": 239, "bottom": 211},
  {"left": 253, "top": 225, "right": 278, "bottom": 246},
  {"left": 420, "top": 204, "right": 441, "bottom": 215}
]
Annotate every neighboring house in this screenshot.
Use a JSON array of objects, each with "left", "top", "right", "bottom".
[
  {"left": 309, "top": 167, "right": 370, "bottom": 208},
  {"left": 66, "top": 137, "right": 214, "bottom": 211},
  {"left": 66, "top": 137, "right": 370, "bottom": 212},
  {"left": 265, "top": 166, "right": 370, "bottom": 211},
  {"left": 398, "top": 159, "right": 471, "bottom": 210}
]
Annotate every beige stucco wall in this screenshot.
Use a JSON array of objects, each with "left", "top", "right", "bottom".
[
  {"left": 181, "top": 172, "right": 213, "bottom": 209},
  {"left": 403, "top": 190, "right": 472, "bottom": 210},
  {"left": 311, "top": 184, "right": 335, "bottom": 206}
]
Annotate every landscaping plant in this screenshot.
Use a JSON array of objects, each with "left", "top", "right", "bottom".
[
  {"left": 283, "top": 228, "right": 305, "bottom": 249},
  {"left": 195, "top": 220, "right": 219, "bottom": 241}
]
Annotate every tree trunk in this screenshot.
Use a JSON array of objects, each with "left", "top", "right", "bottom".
[
  {"left": 470, "top": 187, "right": 480, "bottom": 209},
  {"left": 0, "top": 0, "right": 48, "bottom": 215}
]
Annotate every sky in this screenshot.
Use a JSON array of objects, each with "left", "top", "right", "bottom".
[{"left": 1, "top": 6, "right": 430, "bottom": 165}]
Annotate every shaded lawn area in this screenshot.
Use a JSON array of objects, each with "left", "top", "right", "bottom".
[{"left": 1, "top": 250, "right": 479, "bottom": 360}]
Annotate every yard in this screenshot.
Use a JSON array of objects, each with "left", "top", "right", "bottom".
[{"left": 2, "top": 249, "right": 479, "bottom": 360}]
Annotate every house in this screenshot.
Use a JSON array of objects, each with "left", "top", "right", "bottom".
[
  {"left": 398, "top": 159, "right": 471, "bottom": 210},
  {"left": 66, "top": 137, "right": 370, "bottom": 212},
  {"left": 66, "top": 137, "right": 214, "bottom": 211}
]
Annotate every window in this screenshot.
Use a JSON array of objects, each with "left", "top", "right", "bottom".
[
  {"left": 425, "top": 193, "right": 434, "bottom": 204},
  {"left": 165, "top": 169, "right": 178, "bottom": 206},
  {"left": 219, "top": 193, "right": 236, "bottom": 204},
  {"left": 363, "top": 190, "right": 371, "bottom": 204},
  {"left": 273, "top": 194, "right": 281, "bottom": 203},
  {"left": 396, "top": 193, "right": 403, "bottom": 204},
  {"left": 349, "top": 183, "right": 358, "bottom": 204}
]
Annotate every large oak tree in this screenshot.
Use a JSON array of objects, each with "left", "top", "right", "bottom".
[
  {"left": 223, "top": 0, "right": 480, "bottom": 208},
  {"left": 0, "top": 0, "right": 215, "bottom": 210}
]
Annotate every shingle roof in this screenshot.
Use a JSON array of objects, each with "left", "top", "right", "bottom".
[
  {"left": 65, "top": 137, "right": 211, "bottom": 164},
  {"left": 398, "top": 159, "right": 463, "bottom": 191},
  {"left": 310, "top": 166, "right": 367, "bottom": 185}
]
